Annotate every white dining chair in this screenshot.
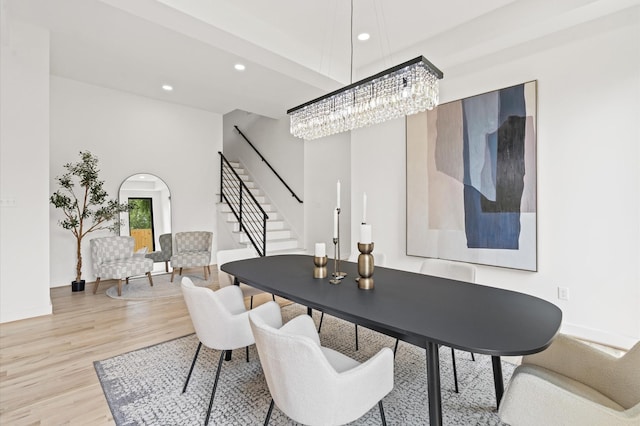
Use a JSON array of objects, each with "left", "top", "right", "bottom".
[
  {"left": 180, "top": 277, "right": 281, "bottom": 425},
  {"left": 412, "top": 258, "right": 477, "bottom": 394},
  {"left": 499, "top": 334, "right": 640, "bottom": 425},
  {"left": 216, "top": 247, "right": 275, "bottom": 308},
  {"left": 249, "top": 308, "right": 394, "bottom": 425}
]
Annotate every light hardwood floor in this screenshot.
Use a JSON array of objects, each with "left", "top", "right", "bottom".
[{"left": 0, "top": 269, "right": 277, "bottom": 425}]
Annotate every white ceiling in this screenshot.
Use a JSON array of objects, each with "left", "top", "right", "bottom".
[{"left": 4, "top": 0, "right": 636, "bottom": 119}]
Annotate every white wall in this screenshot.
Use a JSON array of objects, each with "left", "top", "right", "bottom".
[
  {"left": 50, "top": 77, "right": 222, "bottom": 286},
  {"left": 349, "top": 10, "right": 640, "bottom": 348},
  {"left": 0, "top": 20, "right": 52, "bottom": 323},
  {"left": 304, "top": 132, "right": 351, "bottom": 258}
]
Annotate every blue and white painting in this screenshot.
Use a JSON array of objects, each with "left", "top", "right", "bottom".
[{"left": 406, "top": 81, "right": 537, "bottom": 271}]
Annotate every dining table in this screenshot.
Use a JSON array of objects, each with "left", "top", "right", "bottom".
[{"left": 221, "top": 254, "right": 562, "bottom": 425}]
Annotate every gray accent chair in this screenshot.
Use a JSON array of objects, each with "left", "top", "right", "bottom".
[
  {"left": 499, "top": 334, "right": 640, "bottom": 426},
  {"left": 145, "top": 233, "right": 172, "bottom": 272},
  {"left": 90, "top": 236, "right": 154, "bottom": 296},
  {"left": 170, "top": 231, "right": 213, "bottom": 282}
]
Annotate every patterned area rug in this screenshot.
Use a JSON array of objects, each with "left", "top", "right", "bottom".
[
  {"left": 95, "top": 304, "right": 514, "bottom": 425},
  {"left": 105, "top": 273, "right": 214, "bottom": 300}
]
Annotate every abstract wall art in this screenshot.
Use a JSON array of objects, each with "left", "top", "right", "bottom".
[{"left": 406, "top": 81, "right": 537, "bottom": 271}]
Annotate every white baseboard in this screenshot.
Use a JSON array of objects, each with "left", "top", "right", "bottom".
[
  {"left": 0, "top": 301, "right": 52, "bottom": 324},
  {"left": 560, "top": 322, "right": 639, "bottom": 351}
]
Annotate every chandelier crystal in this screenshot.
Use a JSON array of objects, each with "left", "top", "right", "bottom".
[{"left": 287, "top": 56, "right": 443, "bottom": 140}]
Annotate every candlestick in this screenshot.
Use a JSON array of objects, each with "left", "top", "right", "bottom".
[
  {"left": 360, "top": 224, "right": 372, "bottom": 244},
  {"left": 334, "top": 207, "right": 346, "bottom": 278},
  {"left": 329, "top": 238, "right": 342, "bottom": 284},
  {"left": 357, "top": 242, "right": 375, "bottom": 290}
]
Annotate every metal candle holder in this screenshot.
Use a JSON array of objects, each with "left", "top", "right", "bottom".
[
  {"left": 357, "top": 242, "right": 375, "bottom": 289},
  {"left": 333, "top": 207, "right": 347, "bottom": 279},
  {"left": 313, "top": 256, "right": 328, "bottom": 278},
  {"left": 329, "top": 238, "right": 343, "bottom": 284}
]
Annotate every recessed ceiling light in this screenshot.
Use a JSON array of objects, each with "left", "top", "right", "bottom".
[
  {"left": 161, "top": 84, "right": 173, "bottom": 91},
  {"left": 234, "top": 63, "right": 246, "bottom": 71},
  {"left": 357, "top": 33, "right": 370, "bottom": 41}
]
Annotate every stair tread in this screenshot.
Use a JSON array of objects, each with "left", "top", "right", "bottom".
[{"left": 220, "top": 160, "right": 302, "bottom": 252}]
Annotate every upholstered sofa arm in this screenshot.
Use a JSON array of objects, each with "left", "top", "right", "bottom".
[
  {"left": 249, "top": 301, "right": 282, "bottom": 330},
  {"left": 499, "top": 364, "right": 640, "bottom": 426},
  {"left": 279, "top": 314, "right": 321, "bottom": 345},
  {"left": 523, "top": 335, "right": 640, "bottom": 409},
  {"left": 334, "top": 347, "right": 394, "bottom": 416},
  {"left": 215, "top": 285, "right": 247, "bottom": 315}
]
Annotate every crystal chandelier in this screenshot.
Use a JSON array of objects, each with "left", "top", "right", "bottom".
[{"left": 287, "top": 56, "right": 443, "bottom": 140}]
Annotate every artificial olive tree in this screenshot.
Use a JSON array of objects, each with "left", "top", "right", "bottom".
[{"left": 50, "top": 151, "right": 131, "bottom": 283}]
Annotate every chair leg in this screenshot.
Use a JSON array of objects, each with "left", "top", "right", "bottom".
[
  {"left": 204, "top": 350, "right": 226, "bottom": 426},
  {"left": 318, "top": 312, "right": 324, "bottom": 333},
  {"left": 250, "top": 296, "right": 254, "bottom": 309},
  {"left": 264, "top": 399, "right": 275, "bottom": 426},
  {"left": 246, "top": 346, "right": 249, "bottom": 363},
  {"left": 170, "top": 269, "right": 176, "bottom": 282},
  {"left": 204, "top": 266, "right": 209, "bottom": 280},
  {"left": 378, "top": 400, "right": 387, "bottom": 426},
  {"left": 93, "top": 277, "right": 101, "bottom": 294},
  {"left": 164, "top": 261, "right": 169, "bottom": 273},
  {"left": 117, "top": 279, "right": 124, "bottom": 297},
  {"left": 272, "top": 294, "right": 276, "bottom": 302},
  {"left": 147, "top": 272, "right": 154, "bottom": 287},
  {"left": 182, "top": 342, "right": 202, "bottom": 393},
  {"left": 393, "top": 339, "right": 399, "bottom": 357},
  {"left": 355, "top": 324, "right": 359, "bottom": 351},
  {"left": 451, "top": 347, "right": 459, "bottom": 393},
  {"left": 471, "top": 352, "right": 475, "bottom": 361}
]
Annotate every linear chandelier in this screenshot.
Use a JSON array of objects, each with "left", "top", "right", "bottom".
[{"left": 287, "top": 56, "right": 443, "bottom": 140}]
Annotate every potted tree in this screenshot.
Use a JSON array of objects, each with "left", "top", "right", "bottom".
[{"left": 50, "top": 151, "right": 131, "bottom": 291}]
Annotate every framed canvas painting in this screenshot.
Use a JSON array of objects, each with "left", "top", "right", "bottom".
[{"left": 406, "top": 81, "right": 537, "bottom": 271}]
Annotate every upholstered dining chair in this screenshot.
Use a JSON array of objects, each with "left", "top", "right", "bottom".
[
  {"left": 90, "top": 236, "right": 154, "bottom": 296},
  {"left": 408, "top": 258, "right": 478, "bottom": 394},
  {"left": 145, "top": 233, "right": 172, "bottom": 272},
  {"left": 249, "top": 309, "right": 394, "bottom": 426},
  {"left": 180, "top": 277, "right": 281, "bottom": 425},
  {"left": 317, "top": 252, "right": 387, "bottom": 351},
  {"left": 216, "top": 247, "right": 275, "bottom": 309},
  {"left": 170, "top": 231, "right": 213, "bottom": 282},
  {"left": 499, "top": 334, "right": 640, "bottom": 426}
]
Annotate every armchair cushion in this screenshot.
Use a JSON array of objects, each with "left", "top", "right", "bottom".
[
  {"left": 499, "top": 335, "right": 640, "bottom": 426},
  {"left": 146, "top": 233, "right": 172, "bottom": 263},
  {"left": 171, "top": 231, "right": 212, "bottom": 268},
  {"left": 90, "top": 236, "right": 153, "bottom": 279}
]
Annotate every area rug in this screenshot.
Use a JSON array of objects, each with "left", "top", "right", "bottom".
[
  {"left": 105, "top": 273, "right": 215, "bottom": 300},
  {"left": 95, "top": 304, "right": 514, "bottom": 425}
]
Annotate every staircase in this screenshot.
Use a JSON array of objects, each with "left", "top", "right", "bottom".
[{"left": 219, "top": 161, "right": 301, "bottom": 254}]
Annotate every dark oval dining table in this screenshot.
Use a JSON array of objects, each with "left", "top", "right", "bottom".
[{"left": 222, "top": 254, "right": 562, "bottom": 425}]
